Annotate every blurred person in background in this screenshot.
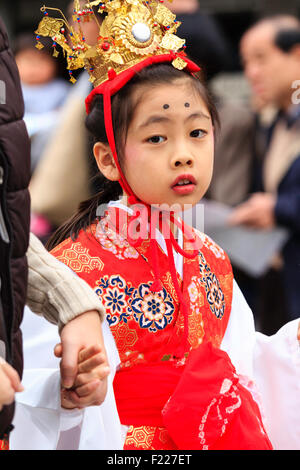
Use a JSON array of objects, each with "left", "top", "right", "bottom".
[
  {"left": 14, "top": 33, "right": 71, "bottom": 240},
  {"left": 205, "top": 98, "right": 256, "bottom": 209},
  {"left": 168, "top": 0, "right": 233, "bottom": 81},
  {"left": 14, "top": 33, "right": 70, "bottom": 173},
  {"left": 229, "top": 15, "right": 300, "bottom": 334}
]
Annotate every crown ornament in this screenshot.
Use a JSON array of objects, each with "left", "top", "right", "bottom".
[{"left": 35, "top": 0, "right": 189, "bottom": 86}]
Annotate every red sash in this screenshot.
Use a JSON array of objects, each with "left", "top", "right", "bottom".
[
  {"left": 114, "top": 342, "right": 273, "bottom": 450},
  {"left": 113, "top": 361, "right": 182, "bottom": 427}
]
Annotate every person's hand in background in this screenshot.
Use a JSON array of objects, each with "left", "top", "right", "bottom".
[{"left": 0, "top": 358, "right": 24, "bottom": 411}]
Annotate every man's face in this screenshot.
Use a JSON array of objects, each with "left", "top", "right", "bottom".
[{"left": 241, "top": 24, "right": 299, "bottom": 109}]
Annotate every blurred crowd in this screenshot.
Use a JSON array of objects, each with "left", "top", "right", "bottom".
[{"left": 8, "top": 0, "right": 300, "bottom": 335}]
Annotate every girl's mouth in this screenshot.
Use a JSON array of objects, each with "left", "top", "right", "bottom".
[{"left": 171, "top": 175, "right": 196, "bottom": 195}]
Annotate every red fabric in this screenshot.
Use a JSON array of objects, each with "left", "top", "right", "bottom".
[
  {"left": 114, "top": 341, "right": 273, "bottom": 450},
  {"left": 162, "top": 342, "right": 273, "bottom": 450},
  {"left": 113, "top": 361, "right": 183, "bottom": 427},
  {"left": 0, "top": 438, "right": 9, "bottom": 450},
  {"left": 124, "top": 426, "right": 178, "bottom": 450},
  {"left": 51, "top": 215, "right": 233, "bottom": 365}
]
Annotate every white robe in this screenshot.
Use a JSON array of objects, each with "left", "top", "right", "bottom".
[{"left": 10, "top": 205, "right": 300, "bottom": 450}]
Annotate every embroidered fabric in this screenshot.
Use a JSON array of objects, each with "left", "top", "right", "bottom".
[{"left": 198, "top": 378, "right": 242, "bottom": 450}]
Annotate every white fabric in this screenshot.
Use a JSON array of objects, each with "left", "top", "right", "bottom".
[
  {"left": 10, "top": 307, "right": 124, "bottom": 450},
  {"left": 252, "top": 320, "right": 300, "bottom": 450}
]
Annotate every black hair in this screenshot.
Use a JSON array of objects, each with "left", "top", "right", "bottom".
[
  {"left": 275, "top": 28, "right": 300, "bottom": 52},
  {"left": 250, "top": 15, "right": 300, "bottom": 54},
  {"left": 13, "top": 32, "right": 53, "bottom": 56},
  {"left": 46, "top": 62, "right": 219, "bottom": 251}
]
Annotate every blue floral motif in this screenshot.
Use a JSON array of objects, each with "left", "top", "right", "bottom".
[
  {"left": 104, "top": 288, "right": 126, "bottom": 313},
  {"left": 198, "top": 252, "right": 225, "bottom": 319},
  {"left": 198, "top": 251, "right": 211, "bottom": 274},
  {"left": 95, "top": 276, "right": 175, "bottom": 331},
  {"left": 96, "top": 275, "right": 132, "bottom": 326},
  {"left": 130, "top": 283, "right": 175, "bottom": 332},
  {"left": 201, "top": 272, "right": 225, "bottom": 319}
]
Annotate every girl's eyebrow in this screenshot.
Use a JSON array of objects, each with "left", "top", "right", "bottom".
[
  {"left": 187, "top": 112, "right": 211, "bottom": 121},
  {"left": 139, "top": 115, "right": 170, "bottom": 129},
  {"left": 139, "top": 111, "right": 210, "bottom": 129}
]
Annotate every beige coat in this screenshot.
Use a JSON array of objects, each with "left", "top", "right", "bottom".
[
  {"left": 27, "top": 233, "right": 104, "bottom": 330},
  {"left": 207, "top": 101, "right": 255, "bottom": 206}
]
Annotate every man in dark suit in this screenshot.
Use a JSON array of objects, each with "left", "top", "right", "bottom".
[{"left": 229, "top": 15, "right": 300, "bottom": 333}]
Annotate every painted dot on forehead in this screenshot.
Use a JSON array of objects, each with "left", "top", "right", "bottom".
[
  {"left": 163, "top": 104, "right": 170, "bottom": 109},
  {"left": 184, "top": 102, "right": 190, "bottom": 108}
]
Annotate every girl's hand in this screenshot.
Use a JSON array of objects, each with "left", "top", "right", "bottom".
[
  {"left": 56, "top": 344, "right": 110, "bottom": 409},
  {"left": 0, "top": 358, "right": 24, "bottom": 411},
  {"left": 60, "top": 388, "right": 78, "bottom": 410},
  {"left": 57, "top": 310, "right": 105, "bottom": 390}
]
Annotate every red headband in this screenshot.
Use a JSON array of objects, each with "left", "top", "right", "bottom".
[{"left": 85, "top": 53, "right": 201, "bottom": 114}]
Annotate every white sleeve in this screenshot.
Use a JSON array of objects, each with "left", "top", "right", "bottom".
[
  {"left": 221, "top": 280, "right": 257, "bottom": 379},
  {"left": 221, "top": 280, "right": 300, "bottom": 450},
  {"left": 10, "top": 307, "right": 124, "bottom": 450}
]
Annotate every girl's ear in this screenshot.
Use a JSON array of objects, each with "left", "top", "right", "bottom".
[{"left": 93, "top": 142, "right": 121, "bottom": 181}]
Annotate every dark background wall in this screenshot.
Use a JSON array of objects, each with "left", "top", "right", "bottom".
[{"left": 0, "top": 0, "right": 70, "bottom": 39}]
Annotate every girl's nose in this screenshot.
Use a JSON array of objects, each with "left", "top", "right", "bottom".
[{"left": 171, "top": 154, "right": 194, "bottom": 168}]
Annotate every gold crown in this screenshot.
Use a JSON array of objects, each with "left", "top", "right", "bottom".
[{"left": 35, "top": 0, "right": 188, "bottom": 87}]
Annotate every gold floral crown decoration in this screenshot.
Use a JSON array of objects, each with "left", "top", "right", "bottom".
[{"left": 35, "top": 0, "right": 193, "bottom": 87}]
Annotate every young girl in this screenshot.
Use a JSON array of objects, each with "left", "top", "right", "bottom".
[
  {"left": 34, "top": 0, "right": 299, "bottom": 450},
  {"left": 44, "top": 60, "right": 300, "bottom": 450}
]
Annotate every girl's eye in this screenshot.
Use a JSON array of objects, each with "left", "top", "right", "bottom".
[
  {"left": 190, "top": 129, "right": 207, "bottom": 138},
  {"left": 147, "top": 135, "right": 165, "bottom": 144}
]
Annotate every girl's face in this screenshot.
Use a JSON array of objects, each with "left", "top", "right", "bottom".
[{"left": 122, "top": 78, "right": 214, "bottom": 210}]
